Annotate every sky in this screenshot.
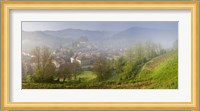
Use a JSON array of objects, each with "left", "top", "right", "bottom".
[{"left": 22, "top": 21, "right": 178, "bottom": 32}]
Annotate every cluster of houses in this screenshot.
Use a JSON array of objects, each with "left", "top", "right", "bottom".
[
  {"left": 70, "top": 51, "right": 100, "bottom": 68},
  {"left": 22, "top": 36, "right": 126, "bottom": 76}
]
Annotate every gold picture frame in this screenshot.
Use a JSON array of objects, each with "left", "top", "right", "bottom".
[{"left": 1, "top": 1, "right": 199, "bottom": 110}]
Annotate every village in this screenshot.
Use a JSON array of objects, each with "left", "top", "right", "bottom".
[{"left": 22, "top": 36, "right": 125, "bottom": 75}]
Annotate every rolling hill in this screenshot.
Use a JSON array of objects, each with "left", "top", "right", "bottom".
[
  {"left": 130, "top": 51, "right": 178, "bottom": 89},
  {"left": 108, "top": 27, "right": 177, "bottom": 48}
]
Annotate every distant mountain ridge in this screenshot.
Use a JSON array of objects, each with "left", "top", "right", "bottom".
[
  {"left": 22, "top": 27, "right": 178, "bottom": 51},
  {"left": 108, "top": 27, "right": 177, "bottom": 48},
  {"left": 43, "top": 29, "right": 115, "bottom": 41}
]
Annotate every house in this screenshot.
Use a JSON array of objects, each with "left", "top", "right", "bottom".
[
  {"left": 52, "top": 57, "right": 66, "bottom": 68},
  {"left": 70, "top": 52, "right": 96, "bottom": 66}
]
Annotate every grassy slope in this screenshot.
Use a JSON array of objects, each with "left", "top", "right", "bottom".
[{"left": 132, "top": 51, "right": 178, "bottom": 89}]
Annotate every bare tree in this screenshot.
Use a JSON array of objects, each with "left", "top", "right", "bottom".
[{"left": 31, "top": 46, "right": 55, "bottom": 82}]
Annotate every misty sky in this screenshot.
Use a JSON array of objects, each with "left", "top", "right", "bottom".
[{"left": 22, "top": 21, "right": 178, "bottom": 32}]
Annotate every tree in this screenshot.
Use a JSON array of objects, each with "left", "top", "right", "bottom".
[
  {"left": 22, "top": 62, "right": 33, "bottom": 82},
  {"left": 114, "top": 57, "right": 126, "bottom": 73},
  {"left": 71, "top": 61, "right": 83, "bottom": 80},
  {"left": 144, "top": 41, "right": 158, "bottom": 60},
  {"left": 32, "top": 47, "right": 41, "bottom": 70},
  {"left": 126, "top": 47, "right": 135, "bottom": 61},
  {"left": 93, "top": 56, "right": 111, "bottom": 80},
  {"left": 133, "top": 43, "right": 145, "bottom": 61},
  {"left": 59, "top": 63, "right": 72, "bottom": 82},
  {"left": 58, "top": 62, "right": 83, "bottom": 82},
  {"left": 31, "top": 46, "right": 55, "bottom": 83}
]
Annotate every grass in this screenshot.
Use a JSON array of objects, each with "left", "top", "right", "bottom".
[
  {"left": 23, "top": 71, "right": 97, "bottom": 89},
  {"left": 149, "top": 52, "right": 178, "bottom": 89},
  {"left": 77, "top": 71, "right": 97, "bottom": 82},
  {"left": 132, "top": 51, "right": 178, "bottom": 89},
  {"left": 22, "top": 83, "right": 65, "bottom": 89}
]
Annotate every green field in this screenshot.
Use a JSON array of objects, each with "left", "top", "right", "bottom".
[
  {"left": 23, "top": 51, "right": 178, "bottom": 89},
  {"left": 77, "top": 71, "right": 97, "bottom": 82}
]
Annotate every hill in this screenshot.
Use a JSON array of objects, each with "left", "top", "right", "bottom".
[
  {"left": 130, "top": 51, "right": 178, "bottom": 89},
  {"left": 22, "top": 27, "right": 177, "bottom": 51},
  {"left": 22, "top": 31, "right": 69, "bottom": 51},
  {"left": 108, "top": 27, "right": 177, "bottom": 48},
  {"left": 44, "top": 29, "right": 115, "bottom": 41}
]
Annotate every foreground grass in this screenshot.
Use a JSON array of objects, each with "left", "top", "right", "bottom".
[
  {"left": 77, "top": 71, "right": 97, "bottom": 82},
  {"left": 23, "top": 71, "right": 97, "bottom": 89}
]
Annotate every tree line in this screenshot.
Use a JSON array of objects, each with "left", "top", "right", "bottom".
[
  {"left": 93, "top": 41, "right": 169, "bottom": 81},
  {"left": 22, "top": 47, "right": 83, "bottom": 83}
]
